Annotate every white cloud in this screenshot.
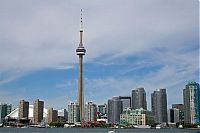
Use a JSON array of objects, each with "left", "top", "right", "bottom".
[{"left": 0, "top": 0, "right": 197, "bottom": 72}]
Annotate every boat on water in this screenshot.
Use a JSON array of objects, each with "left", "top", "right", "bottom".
[
  {"left": 134, "top": 125, "right": 151, "bottom": 129},
  {"left": 108, "top": 130, "right": 115, "bottom": 133},
  {"left": 0, "top": 123, "right": 3, "bottom": 127},
  {"left": 21, "top": 125, "right": 29, "bottom": 128},
  {"left": 156, "top": 126, "right": 161, "bottom": 129}
]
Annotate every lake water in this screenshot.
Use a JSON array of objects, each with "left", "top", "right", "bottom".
[{"left": 0, "top": 128, "right": 199, "bottom": 133}]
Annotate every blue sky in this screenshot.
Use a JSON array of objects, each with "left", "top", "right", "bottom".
[{"left": 0, "top": 0, "right": 199, "bottom": 110}]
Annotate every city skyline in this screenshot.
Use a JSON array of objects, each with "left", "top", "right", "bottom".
[{"left": 0, "top": 0, "right": 198, "bottom": 110}]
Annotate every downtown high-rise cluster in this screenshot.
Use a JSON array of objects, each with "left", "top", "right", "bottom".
[
  {"left": 1, "top": 81, "right": 199, "bottom": 127},
  {"left": 107, "top": 81, "right": 200, "bottom": 127}
]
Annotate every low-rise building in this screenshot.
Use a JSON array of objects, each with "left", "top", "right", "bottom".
[{"left": 120, "top": 108, "right": 154, "bottom": 126}]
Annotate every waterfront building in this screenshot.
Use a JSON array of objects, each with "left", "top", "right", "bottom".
[
  {"left": 0, "top": 104, "right": 12, "bottom": 123},
  {"left": 18, "top": 100, "right": 29, "bottom": 119},
  {"left": 119, "top": 96, "right": 131, "bottom": 109},
  {"left": 7, "top": 105, "right": 48, "bottom": 122},
  {"left": 151, "top": 89, "right": 168, "bottom": 123},
  {"left": 85, "top": 101, "right": 97, "bottom": 122},
  {"left": 120, "top": 108, "right": 154, "bottom": 126},
  {"left": 183, "top": 81, "right": 200, "bottom": 124},
  {"left": 97, "top": 104, "right": 107, "bottom": 120},
  {"left": 76, "top": 9, "right": 86, "bottom": 122},
  {"left": 97, "top": 104, "right": 107, "bottom": 115},
  {"left": 172, "top": 104, "right": 184, "bottom": 124},
  {"left": 132, "top": 88, "right": 147, "bottom": 110},
  {"left": 58, "top": 109, "right": 68, "bottom": 122},
  {"left": 47, "top": 108, "right": 58, "bottom": 123},
  {"left": 108, "top": 97, "right": 123, "bottom": 124},
  {"left": 33, "top": 99, "right": 44, "bottom": 124},
  {"left": 68, "top": 102, "right": 80, "bottom": 124},
  {"left": 168, "top": 108, "right": 179, "bottom": 123},
  {"left": 6, "top": 105, "right": 12, "bottom": 117}
]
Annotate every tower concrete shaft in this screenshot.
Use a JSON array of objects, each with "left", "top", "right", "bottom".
[{"left": 76, "top": 9, "right": 86, "bottom": 122}]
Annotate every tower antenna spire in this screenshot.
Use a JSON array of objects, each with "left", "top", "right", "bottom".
[{"left": 80, "top": 9, "right": 83, "bottom": 31}]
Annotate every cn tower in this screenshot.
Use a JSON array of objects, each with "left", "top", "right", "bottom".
[{"left": 76, "top": 9, "right": 86, "bottom": 122}]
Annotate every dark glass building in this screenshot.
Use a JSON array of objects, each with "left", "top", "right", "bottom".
[
  {"left": 151, "top": 89, "right": 168, "bottom": 123},
  {"left": 108, "top": 97, "right": 123, "bottom": 124},
  {"left": 132, "top": 88, "right": 147, "bottom": 110},
  {"left": 0, "top": 104, "right": 12, "bottom": 123},
  {"left": 119, "top": 96, "right": 131, "bottom": 109}
]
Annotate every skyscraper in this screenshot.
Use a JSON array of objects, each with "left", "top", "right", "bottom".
[
  {"left": 151, "top": 89, "right": 168, "bottom": 123},
  {"left": 183, "top": 81, "right": 200, "bottom": 125},
  {"left": 85, "top": 101, "right": 97, "bottom": 122},
  {"left": 18, "top": 100, "right": 29, "bottom": 119},
  {"left": 119, "top": 96, "right": 131, "bottom": 109},
  {"left": 76, "top": 9, "right": 86, "bottom": 122},
  {"left": 132, "top": 88, "right": 147, "bottom": 110},
  {"left": 47, "top": 108, "right": 58, "bottom": 123},
  {"left": 108, "top": 97, "right": 123, "bottom": 124},
  {"left": 68, "top": 102, "right": 80, "bottom": 123},
  {"left": 33, "top": 99, "right": 44, "bottom": 124}
]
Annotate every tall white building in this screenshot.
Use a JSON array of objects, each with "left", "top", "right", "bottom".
[
  {"left": 85, "top": 102, "right": 97, "bottom": 122},
  {"left": 68, "top": 102, "right": 80, "bottom": 124}
]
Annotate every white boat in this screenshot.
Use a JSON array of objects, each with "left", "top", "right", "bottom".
[
  {"left": 21, "top": 126, "right": 29, "bottom": 128},
  {"left": 134, "top": 125, "right": 151, "bottom": 129},
  {"left": 108, "top": 131, "right": 115, "bottom": 133},
  {"left": 156, "top": 126, "right": 161, "bottom": 129}
]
